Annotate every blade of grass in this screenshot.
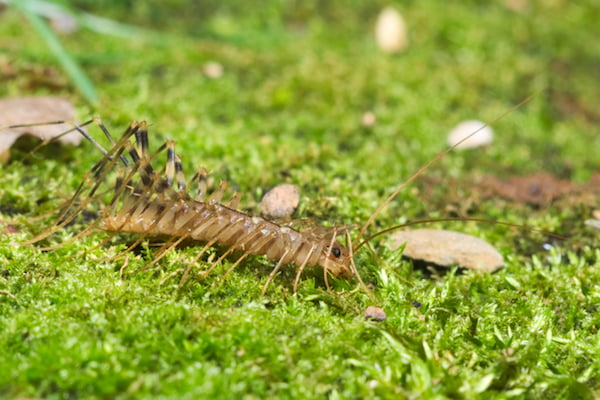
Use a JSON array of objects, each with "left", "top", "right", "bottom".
[{"left": 13, "top": 0, "right": 99, "bottom": 104}]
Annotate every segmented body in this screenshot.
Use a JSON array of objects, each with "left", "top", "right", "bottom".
[{"left": 104, "top": 170, "right": 351, "bottom": 277}]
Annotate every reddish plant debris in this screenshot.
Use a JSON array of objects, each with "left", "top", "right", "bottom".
[{"left": 365, "top": 306, "right": 387, "bottom": 321}]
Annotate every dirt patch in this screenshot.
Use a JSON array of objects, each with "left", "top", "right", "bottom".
[
  {"left": 481, "top": 172, "right": 572, "bottom": 206},
  {"left": 480, "top": 171, "right": 600, "bottom": 207},
  {"left": 419, "top": 170, "right": 600, "bottom": 209}
]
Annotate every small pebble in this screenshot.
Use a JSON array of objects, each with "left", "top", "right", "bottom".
[
  {"left": 260, "top": 184, "right": 300, "bottom": 219},
  {"left": 49, "top": 12, "right": 79, "bottom": 33},
  {"left": 375, "top": 7, "right": 409, "bottom": 54},
  {"left": 447, "top": 120, "right": 494, "bottom": 150},
  {"left": 585, "top": 219, "right": 600, "bottom": 231},
  {"left": 202, "top": 61, "right": 224, "bottom": 79},
  {"left": 361, "top": 111, "right": 377, "bottom": 127},
  {"left": 365, "top": 306, "right": 387, "bottom": 321}
]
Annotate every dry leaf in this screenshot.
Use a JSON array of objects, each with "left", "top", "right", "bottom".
[
  {"left": 0, "top": 96, "right": 84, "bottom": 162},
  {"left": 391, "top": 229, "right": 504, "bottom": 273}
]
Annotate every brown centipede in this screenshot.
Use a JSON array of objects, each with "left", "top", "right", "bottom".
[{"left": 4, "top": 94, "right": 540, "bottom": 297}]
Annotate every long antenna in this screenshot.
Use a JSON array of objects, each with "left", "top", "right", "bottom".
[{"left": 353, "top": 91, "right": 542, "bottom": 249}]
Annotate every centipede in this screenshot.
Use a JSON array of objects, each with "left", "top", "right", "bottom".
[{"left": 3, "top": 94, "right": 540, "bottom": 298}]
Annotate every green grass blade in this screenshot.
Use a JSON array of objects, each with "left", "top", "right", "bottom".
[{"left": 15, "top": 2, "right": 99, "bottom": 104}]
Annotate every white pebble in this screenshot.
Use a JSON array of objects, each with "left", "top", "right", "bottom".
[
  {"left": 361, "top": 111, "right": 376, "bottom": 127},
  {"left": 202, "top": 61, "right": 224, "bottom": 79},
  {"left": 447, "top": 120, "right": 494, "bottom": 150},
  {"left": 375, "top": 7, "right": 409, "bottom": 54}
]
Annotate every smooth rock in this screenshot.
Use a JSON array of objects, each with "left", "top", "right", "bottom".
[
  {"left": 391, "top": 229, "right": 504, "bottom": 273},
  {"left": 260, "top": 184, "right": 300, "bottom": 219},
  {"left": 447, "top": 120, "right": 494, "bottom": 149}
]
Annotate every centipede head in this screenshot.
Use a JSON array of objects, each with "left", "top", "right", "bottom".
[{"left": 318, "top": 241, "right": 353, "bottom": 278}]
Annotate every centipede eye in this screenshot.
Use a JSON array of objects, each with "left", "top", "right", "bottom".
[{"left": 331, "top": 247, "right": 341, "bottom": 258}]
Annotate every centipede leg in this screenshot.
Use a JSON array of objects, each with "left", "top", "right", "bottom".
[
  {"left": 22, "top": 123, "right": 138, "bottom": 246},
  {"left": 174, "top": 154, "right": 186, "bottom": 192},
  {"left": 225, "top": 192, "right": 241, "bottom": 209},
  {"left": 209, "top": 253, "right": 250, "bottom": 290},
  {"left": 91, "top": 234, "right": 152, "bottom": 263},
  {"left": 82, "top": 231, "right": 139, "bottom": 261},
  {"left": 190, "top": 167, "right": 209, "bottom": 200},
  {"left": 261, "top": 249, "right": 290, "bottom": 297},
  {"left": 139, "top": 234, "right": 190, "bottom": 272},
  {"left": 293, "top": 245, "right": 316, "bottom": 293},
  {"left": 206, "top": 181, "right": 228, "bottom": 204},
  {"left": 165, "top": 141, "right": 176, "bottom": 187},
  {"left": 182, "top": 218, "right": 246, "bottom": 284},
  {"left": 211, "top": 231, "right": 279, "bottom": 289},
  {"left": 179, "top": 236, "right": 221, "bottom": 286},
  {"left": 199, "top": 222, "right": 266, "bottom": 282}
]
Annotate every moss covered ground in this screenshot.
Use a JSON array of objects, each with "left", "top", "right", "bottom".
[{"left": 1, "top": 1, "right": 599, "bottom": 398}]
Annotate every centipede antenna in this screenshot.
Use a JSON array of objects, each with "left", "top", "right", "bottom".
[
  {"left": 3, "top": 120, "right": 76, "bottom": 130},
  {"left": 354, "top": 217, "right": 567, "bottom": 251},
  {"left": 67, "top": 119, "right": 130, "bottom": 167},
  {"left": 346, "top": 230, "right": 375, "bottom": 302},
  {"left": 323, "top": 228, "right": 338, "bottom": 292},
  {"left": 293, "top": 245, "right": 316, "bottom": 293},
  {"left": 261, "top": 249, "right": 290, "bottom": 297},
  {"left": 89, "top": 145, "right": 133, "bottom": 198},
  {"left": 353, "top": 91, "right": 542, "bottom": 249}
]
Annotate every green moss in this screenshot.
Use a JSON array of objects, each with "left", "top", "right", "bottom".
[{"left": 1, "top": 1, "right": 599, "bottom": 398}]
